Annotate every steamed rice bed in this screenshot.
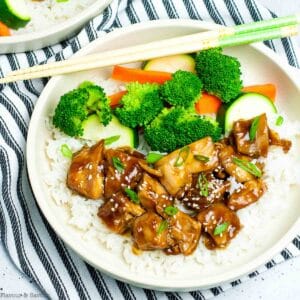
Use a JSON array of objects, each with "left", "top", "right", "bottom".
[
  {"left": 44, "top": 77, "right": 300, "bottom": 275},
  {"left": 14, "top": 0, "right": 96, "bottom": 34}
]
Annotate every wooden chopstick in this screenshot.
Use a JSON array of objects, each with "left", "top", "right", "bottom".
[
  {"left": 0, "top": 14, "right": 299, "bottom": 84},
  {"left": 7, "top": 14, "right": 300, "bottom": 74}
]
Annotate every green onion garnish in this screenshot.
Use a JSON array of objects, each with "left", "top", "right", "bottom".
[
  {"left": 104, "top": 135, "right": 120, "bottom": 146},
  {"left": 249, "top": 116, "right": 260, "bottom": 141},
  {"left": 214, "top": 222, "right": 229, "bottom": 235},
  {"left": 276, "top": 115, "right": 284, "bottom": 126},
  {"left": 56, "top": 0, "right": 69, "bottom": 3},
  {"left": 194, "top": 154, "right": 209, "bottom": 163},
  {"left": 174, "top": 146, "right": 190, "bottom": 167},
  {"left": 233, "top": 157, "right": 262, "bottom": 177},
  {"left": 112, "top": 157, "right": 124, "bottom": 173},
  {"left": 198, "top": 173, "right": 209, "bottom": 197},
  {"left": 164, "top": 206, "right": 178, "bottom": 216},
  {"left": 157, "top": 220, "right": 168, "bottom": 235},
  {"left": 60, "top": 144, "right": 72, "bottom": 158},
  {"left": 146, "top": 152, "right": 164, "bottom": 164},
  {"left": 124, "top": 188, "right": 139, "bottom": 204}
]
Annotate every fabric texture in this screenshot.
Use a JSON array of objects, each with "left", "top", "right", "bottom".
[{"left": 0, "top": 0, "right": 300, "bottom": 299}]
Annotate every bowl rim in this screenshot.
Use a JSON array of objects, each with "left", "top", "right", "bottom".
[
  {"left": 0, "top": 0, "right": 112, "bottom": 45},
  {"left": 26, "top": 19, "right": 300, "bottom": 291}
]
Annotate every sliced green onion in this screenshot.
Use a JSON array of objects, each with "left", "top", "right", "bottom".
[
  {"left": 146, "top": 152, "right": 164, "bottom": 164},
  {"left": 60, "top": 144, "right": 72, "bottom": 158},
  {"left": 214, "top": 222, "right": 229, "bottom": 235},
  {"left": 194, "top": 154, "right": 209, "bottom": 163},
  {"left": 104, "top": 135, "right": 120, "bottom": 146},
  {"left": 164, "top": 206, "right": 178, "bottom": 216},
  {"left": 276, "top": 115, "right": 284, "bottom": 126},
  {"left": 174, "top": 146, "right": 190, "bottom": 167},
  {"left": 112, "top": 157, "right": 124, "bottom": 173},
  {"left": 56, "top": 0, "right": 69, "bottom": 3},
  {"left": 233, "top": 157, "right": 262, "bottom": 177},
  {"left": 198, "top": 173, "right": 209, "bottom": 197},
  {"left": 249, "top": 116, "right": 260, "bottom": 141},
  {"left": 157, "top": 220, "right": 168, "bottom": 235},
  {"left": 124, "top": 188, "right": 140, "bottom": 204}
]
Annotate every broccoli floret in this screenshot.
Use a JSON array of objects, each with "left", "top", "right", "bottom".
[
  {"left": 160, "top": 70, "right": 203, "bottom": 108},
  {"left": 53, "top": 83, "right": 112, "bottom": 137},
  {"left": 86, "top": 85, "right": 112, "bottom": 126},
  {"left": 114, "top": 82, "right": 163, "bottom": 128},
  {"left": 195, "top": 48, "right": 242, "bottom": 103},
  {"left": 144, "top": 108, "right": 179, "bottom": 152},
  {"left": 144, "top": 107, "right": 222, "bottom": 152},
  {"left": 78, "top": 80, "right": 95, "bottom": 89}
]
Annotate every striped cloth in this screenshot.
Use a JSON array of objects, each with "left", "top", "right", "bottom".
[{"left": 0, "top": 0, "right": 299, "bottom": 299}]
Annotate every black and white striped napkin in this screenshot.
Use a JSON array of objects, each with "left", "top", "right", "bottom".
[{"left": 1, "top": 0, "right": 299, "bottom": 299}]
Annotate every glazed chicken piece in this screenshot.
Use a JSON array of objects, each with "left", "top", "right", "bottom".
[
  {"left": 98, "top": 192, "right": 144, "bottom": 234},
  {"left": 132, "top": 212, "right": 169, "bottom": 250},
  {"left": 67, "top": 140, "right": 104, "bottom": 199},
  {"left": 137, "top": 173, "right": 171, "bottom": 211},
  {"left": 165, "top": 211, "right": 201, "bottom": 256},
  {"left": 228, "top": 179, "right": 266, "bottom": 210},
  {"left": 104, "top": 148, "right": 144, "bottom": 198},
  {"left": 217, "top": 143, "right": 255, "bottom": 183},
  {"left": 187, "top": 137, "right": 219, "bottom": 173},
  {"left": 269, "top": 129, "right": 292, "bottom": 153},
  {"left": 138, "top": 160, "right": 162, "bottom": 177},
  {"left": 155, "top": 137, "right": 218, "bottom": 196},
  {"left": 213, "top": 165, "right": 229, "bottom": 180},
  {"left": 232, "top": 114, "right": 269, "bottom": 157},
  {"left": 197, "top": 203, "right": 240, "bottom": 249},
  {"left": 116, "top": 146, "right": 145, "bottom": 159},
  {"left": 180, "top": 173, "right": 230, "bottom": 212},
  {"left": 197, "top": 203, "right": 241, "bottom": 249},
  {"left": 155, "top": 151, "right": 192, "bottom": 196}
]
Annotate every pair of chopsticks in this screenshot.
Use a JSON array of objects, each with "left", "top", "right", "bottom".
[{"left": 0, "top": 14, "right": 299, "bottom": 84}]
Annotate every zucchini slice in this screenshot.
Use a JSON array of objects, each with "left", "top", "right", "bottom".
[
  {"left": 82, "top": 114, "right": 138, "bottom": 148},
  {"left": 144, "top": 54, "right": 196, "bottom": 73},
  {"left": 0, "top": 0, "right": 31, "bottom": 29},
  {"left": 224, "top": 92, "right": 277, "bottom": 133}
]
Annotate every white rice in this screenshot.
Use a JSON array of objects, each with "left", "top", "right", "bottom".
[
  {"left": 14, "top": 0, "right": 97, "bottom": 35},
  {"left": 44, "top": 77, "right": 300, "bottom": 275}
]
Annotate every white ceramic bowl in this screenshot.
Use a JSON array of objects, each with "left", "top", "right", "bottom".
[
  {"left": 0, "top": 0, "right": 112, "bottom": 54},
  {"left": 27, "top": 19, "right": 300, "bottom": 291}
]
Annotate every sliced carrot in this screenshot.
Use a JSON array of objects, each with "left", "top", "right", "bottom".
[
  {"left": 0, "top": 21, "right": 11, "bottom": 37},
  {"left": 195, "top": 93, "right": 222, "bottom": 114},
  {"left": 109, "top": 90, "right": 127, "bottom": 107},
  {"left": 112, "top": 65, "right": 172, "bottom": 84},
  {"left": 242, "top": 83, "right": 276, "bottom": 101}
]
